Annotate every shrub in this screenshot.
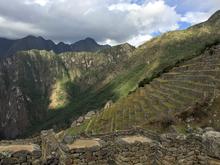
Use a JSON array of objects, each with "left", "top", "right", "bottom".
[{"left": 160, "top": 110, "right": 176, "bottom": 128}]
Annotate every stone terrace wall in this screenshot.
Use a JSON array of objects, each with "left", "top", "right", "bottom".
[
  {"left": 159, "top": 134, "right": 208, "bottom": 164},
  {"left": 0, "top": 128, "right": 220, "bottom": 164},
  {"left": 65, "top": 133, "right": 219, "bottom": 165},
  {"left": 0, "top": 144, "right": 41, "bottom": 164}
]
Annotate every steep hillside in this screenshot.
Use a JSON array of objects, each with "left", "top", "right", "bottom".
[
  {"left": 67, "top": 11, "right": 220, "bottom": 135},
  {"left": 132, "top": 10, "right": 220, "bottom": 88},
  {"left": 0, "top": 36, "right": 110, "bottom": 58},
  {"left": 0, "top": 44, "right": 135, "bottom": 139},
  {"left": 69, "top": 44, "right": 220, "bottom": 135}
]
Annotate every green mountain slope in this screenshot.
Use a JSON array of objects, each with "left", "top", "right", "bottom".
[
  {"left": 74, "top": 45, "right": 220, "bottom": 134},
  {"left": 67, "top": 10, "right": 220, "bottom": 135}
]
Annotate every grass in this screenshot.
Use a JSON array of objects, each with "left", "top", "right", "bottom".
[
  {"left": 68, "top": 40, "right": 220, "bottom": 135},
  {"left": 67, "top": 119, "right": 90, "bottom": 136}
]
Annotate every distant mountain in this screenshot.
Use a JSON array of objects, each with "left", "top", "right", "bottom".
[
  {"left": 0, "top": 38, "right": 15, "bottom": 56},
  {"left": 0, "top": 36, "right": 110, "bottom": 57},
  {"left": 70, "top": 37, "right": 110, "bottom": 53}
]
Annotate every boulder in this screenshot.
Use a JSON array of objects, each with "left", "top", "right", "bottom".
[
  {"left": 84, "top": 111, "right": 96, "bottom": 120},
  {"left": 203, "top": 131, "right": 220, "bottom": 159},
  {"left": 204, "top": 127, "right": 214, "bottom": 132},
  {"left": 71, "top": 121, "right": 77, "bottom": 128},
  {"left": 195, "top": 127, "right": 203, "bottom": 134},
  {"left": 63, "top": 135, "right": 74, "bottom": 144},
  {"left": 104, "top": 100, "right": 113, "bottom": 109},
  {"left": 77, "top": 117, "right": 84, "bottom": 123}
]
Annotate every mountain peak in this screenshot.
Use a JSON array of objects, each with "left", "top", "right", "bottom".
[
  {"left": 22, "top": 35, "right": 46, "bottom": 41},
  {"left": 70, "top": 37, "right": 110, "bottom": 52},
  {"left": 208, "top": 10, "right": 220, "bottom": 24},
  {"left": 23, "top": 35, "right": 37, "bottom": 39},
  {"left": 75, "top": 37, "right": 97, "bottom": 45},
  {"left": 0, "top": 36, "right": 111, "bottom": 57},
  {"left": 84, "top": 37, "right": 96, "bottom": 42}
]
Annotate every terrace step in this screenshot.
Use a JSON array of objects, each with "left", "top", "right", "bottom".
[
  {"left": 150, "top": 83, "right": 184, "bottom": 107},
  {"left": 147, "top": 86, "right": 177, "bottom": 110},
  {"left": 152, "top": 80, "right": 195, "bottom": 103},
  {"left": 160, "top": 79, "right": 216, "bottom": 92}
]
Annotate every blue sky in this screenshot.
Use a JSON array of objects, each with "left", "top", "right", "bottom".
[{"left": 0, "top": 0, "right": 219, "bottom": 46}]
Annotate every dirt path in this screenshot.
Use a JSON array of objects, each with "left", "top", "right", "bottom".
[
  {"left": 121, "top": 135, "right": 152, "bottom": 144},
  {"left": 68, "top": 138, "right": 101, "bottom": 149},
  {"left": 0, "top": 144, "right": 36, "bottom": 152}
]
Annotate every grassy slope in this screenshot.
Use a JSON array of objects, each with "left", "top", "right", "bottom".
[{"left": 66, "top": 10, "right": 220, "bottom": 135}]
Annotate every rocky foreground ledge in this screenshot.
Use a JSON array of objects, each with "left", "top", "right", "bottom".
[{"left": 0, "top": 128, "right": 220, "bottom": 165}]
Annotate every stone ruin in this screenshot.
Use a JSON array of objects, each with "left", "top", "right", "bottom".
[
  {"left": 0, "top": 128, "right": 220, "bottom": 164},
  {"left": 71, "top": 111, "right": 96, "bottom": 128}
]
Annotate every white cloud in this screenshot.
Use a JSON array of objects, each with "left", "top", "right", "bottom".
[
  {"left": 25, "top": 0, "right": 50, "bottom": 6},
  {"left": 0, "top": 16, "right": 43, "bottom": 39},
  {"left": 109, "top": 3, "right": 140, "bottom": 11},
  {"left": 181, "top": 12, "right": 212, "bottom": 25},
  {"left": 102, "top": 34, "right": 153, "bottom": 47},
  {"left": 109, "top": 0, "right": 180, "bottom": 34},
  {"left": 127, "top": 34, "right": 153, "bottom": 47},
  {"left": 101, "top": 39, "right": 121, "bottom": 46},
  {"left": 0, "top": 0, "right": 218, "bottom": 45},
  {"left": 176, "top": 0, "right": 220, "bottom": 13},
  {"left": 0, "top": 0, "right": 204, "bottom": 46},
  {"left": 176, "top": 0, "right": 220, "bottom": 25}
]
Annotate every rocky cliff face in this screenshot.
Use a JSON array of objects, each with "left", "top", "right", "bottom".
[
  {"left": 0, "top": 51, "right": 67, "bottom": 139},
  {"left": 0, "top": 44, "right": 135, "bottom": 139}
]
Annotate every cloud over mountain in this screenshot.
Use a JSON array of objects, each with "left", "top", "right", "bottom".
[{"left": 0, "top": 0, "right": 219, "bottom": 46}]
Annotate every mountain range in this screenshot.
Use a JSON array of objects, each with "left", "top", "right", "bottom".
[
  {"left": 0, "top": 10, "right": 220, "bottom": 140},
  {"left": 0, "top": 36, "right": 110, "bottom": 58}
]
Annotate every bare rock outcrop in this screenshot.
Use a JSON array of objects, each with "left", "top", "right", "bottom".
[{"left": 203, "top": 131, "right": 220, "bottom": 159}]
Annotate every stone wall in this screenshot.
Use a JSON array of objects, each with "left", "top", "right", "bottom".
[
  {"left": 64, "top": 133, "right": 219, "bottom": 165},
  {"left": 0, "top": 144, "right": 41, "bottom": 164},
  {"left": 0, "top": 128, "right": 220, "bottom": 164}
]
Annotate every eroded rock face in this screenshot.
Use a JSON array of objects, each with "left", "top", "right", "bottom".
[
  {"left": 0, "top": 62, "right": 30, "bottom": 139},
  {"left": 104, "top": 100, "right": 113, "bottom": 109},
  {"left": 0, "top": 44, "right": 135, "bottom": 139},
  {"left": 0, "top": 52, "right": 66, "bottom": 139},
  {"left": 203, "top": 131, "right": 220, "bottom": 159}
]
